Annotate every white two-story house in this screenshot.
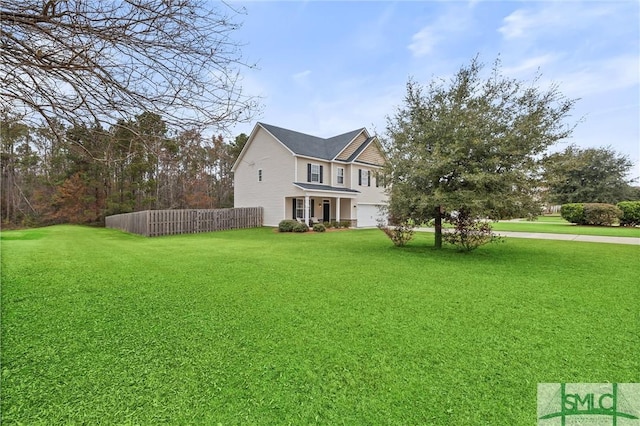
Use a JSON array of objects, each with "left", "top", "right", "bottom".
[{"left": 232, "top": 122, "right": 388, "bottom": 227}]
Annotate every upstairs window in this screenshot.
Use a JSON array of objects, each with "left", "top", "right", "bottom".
[
  {"left": 375, "top": 171, "right": 384, "bottom": 187},
  {"left": 337, "top": 167, "right": 344, "bottom": 185},
  {"left": 307, "top": 163, "right": 323, "bottom": 183},
  {"left": 359, "top": 169, "right": 370, "bottom": 186}
]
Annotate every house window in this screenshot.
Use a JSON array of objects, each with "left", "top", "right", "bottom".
[
  {"left": 307, "top": 163, "right": 323, "bottom": 183},
  {"left": 311, "top": 164, "right": 320, "bottom": 182},
  {"left": 258, "top": 169, "right": 263, "bottom": 182},
  {"left": 376, "top": 171, "right": 385, "bottom": 187},
  {"left": 376, "top": 172, "right": 388, "bottom": 188},
  {"left": 359, "top": 169, "right": 370, "bottom": 186},
  {"left": 296, "top": 199, "right": 304, "bottom": 219},
  {"left": 337, "top": 167, "right": 344, "bottom": 184}
]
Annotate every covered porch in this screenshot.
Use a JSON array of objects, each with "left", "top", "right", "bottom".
[{"left": 285, "top": 184, "right": 360, "bottom": 226}]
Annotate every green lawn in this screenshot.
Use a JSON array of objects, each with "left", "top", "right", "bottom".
[
  {"left": 492, "top": 219, "right": 640, "bottom": 237},
  {"left": 2, "top": 226, "right": 638, "bottom": 424},
  {"left": 527, "top": 215, "right": 567, "bottom": 223}
]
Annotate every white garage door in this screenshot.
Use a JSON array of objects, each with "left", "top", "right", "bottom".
[{"left": 356, "top": 204, "right": 386, "bottom": 228}]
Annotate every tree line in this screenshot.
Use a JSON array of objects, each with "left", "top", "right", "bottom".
[{"left": 1, "top": 112, "right": 247, "bottom": 227}]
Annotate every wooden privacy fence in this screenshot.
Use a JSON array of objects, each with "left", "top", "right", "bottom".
[{"left": 105, "top": 207, "right": 263, "bottom": 237}]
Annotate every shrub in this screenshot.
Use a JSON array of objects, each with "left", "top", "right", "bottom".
[
  {"left": 312, "top": 223, "right": 326, "bottom": 232},
  {"left": 378, "top": 221, "right": 415, "bottom": 247},
  {"left": 338, "top": 220, "right": 351, "bottom": 228},
  {"left": 292, "top": 222, "right": 308, "bottom": 232},
  {"left": 560, "top": 203, "right": 585, "bottom": 225},
  {"left": 278, "top": 219, "right": 298, "bottom": 232},
  {"left": 583, "top": 203, "right": 622, "bottom": 226},
  {"left": 617, "top": 201, "right": 640, "bottom": 226},
  {"left": 442, "top": 210, "right": 502, "bottom": 252},
  {"left": 525, "top": 211, "right": 540, "bottom": 221}
]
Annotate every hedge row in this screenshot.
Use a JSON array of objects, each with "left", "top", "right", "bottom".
[
  {"left": 617, "top": 201, "right": 640, "bottom": 226},
  {"left": 278, "top": 219, "right": 352, "bottom": 233},
  {"left": 560, "top": 201, "right": 640, "bottom": 226}
]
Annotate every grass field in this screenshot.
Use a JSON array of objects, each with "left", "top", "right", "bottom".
[
  {"left": 525, "top": 215, "right": 568, "bottom": 223},
  {"left": 492, "top": 217, "right": 640, "bottom": 237},
  {"left": 1, "top": 225, "right": 639, "bottom": 424}
]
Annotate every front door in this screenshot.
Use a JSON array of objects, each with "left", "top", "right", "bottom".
[{"left": 323, "top": 200, "right": 330, "bottom": 222}]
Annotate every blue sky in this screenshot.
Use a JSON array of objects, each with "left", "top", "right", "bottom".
[{"left": 228, "top": 1, "right": 639, "bottom": 179}]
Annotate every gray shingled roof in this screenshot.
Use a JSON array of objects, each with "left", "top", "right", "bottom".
[{"left": 259, "top": 122, "right": 364, "bottom": 160}]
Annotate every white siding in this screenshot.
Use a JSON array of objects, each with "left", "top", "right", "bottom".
[
  {"left": 351, "top": 165, "right": 387, "bottom": 205},
  {"left": 234, "top": 127, "right": 298, "bottom": 226},
  {"left": 295, "top": 157, "right": 332, "bottom": 185},
  {"left": 332, "top": 163, "right": 350, "bottom": 187},
  {"left": 234, "top": 124, "right": 388, "bottom": 227}
]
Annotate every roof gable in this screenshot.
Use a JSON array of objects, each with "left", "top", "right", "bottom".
[
  {"left": 337, "top": 133, "right": 369, "bottom": 161},
  {"left": 231, "top": 124, "right": 295, "bottom": 172},
  {"left": 352, "top": 138, "right": 385, "bottom": 165}
]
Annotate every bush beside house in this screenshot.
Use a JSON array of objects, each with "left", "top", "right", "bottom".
[
  {"left": 278, "top": 219, "right": 299, "bottom": 232},
  {"left": 312, "top": 223, "right": 326, "bottom": 232},
  {"left": 278, "top": 219, "right": 310, "bottom": 233},
  {"left": 278, "top": 219, "right": 352, "bottom": 233}
]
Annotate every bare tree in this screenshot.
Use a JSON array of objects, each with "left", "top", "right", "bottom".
[{"left": 1, "top": 0, "right": 258, "bottom": 136}]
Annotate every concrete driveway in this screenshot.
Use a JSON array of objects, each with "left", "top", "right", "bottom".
[{"left": 415, "top": 228, "right": 640, "bottom": 246}]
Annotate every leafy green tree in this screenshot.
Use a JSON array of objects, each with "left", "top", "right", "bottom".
[
  {"left": 65, "top": 122, "right": 112, "bottom": 221},
  {"left": 229, "top": 133, "right": 249, "bottom": 161},
  {"left": 383, "top": 57, "right": 576, "bottom": 249},
  {"left": 543, "top": 145, "right": 636, "bottom": 204},
  {"left": 111, "top": 112, "right": 168, "bottom": 210}
]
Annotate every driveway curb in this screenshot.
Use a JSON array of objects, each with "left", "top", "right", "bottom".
[{"left": 415, "top": 228, "right": 640, "bottom": 245}]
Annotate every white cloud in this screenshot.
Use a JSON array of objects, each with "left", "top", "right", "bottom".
[
  {"left": 407, "top": 6, "right": 472, "bottom": 58},
  {"left": 554, "top": 55, "right": 639, "bottom": 98},
  {"left": 408, "top": 27, "right": 439, "bottom": 57},
  {"left": 499, "top": 9, "right": 535, "bottom": 40},
  {"left": 503, "top": 54, "right": 558, "bottom": 77},
  {"left": 499, "top": 4, "right": 616, "bottom": 41},
  {"left": 292, "top": 70, "right": 311, "bottom": 81},
  {"left": 292, "top": 69, "right": 311, "bottom": 83}
]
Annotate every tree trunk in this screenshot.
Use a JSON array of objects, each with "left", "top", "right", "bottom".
[{"left": 434, "top": 205, "right": 443, "bottom": 249}]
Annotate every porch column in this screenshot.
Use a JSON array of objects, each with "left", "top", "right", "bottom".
[
  {"left": 304, "top": 194, "right": 310, "bottom": 224},
  {"left": 336, "top": 197, "right": 341, "bottom": 222}
]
